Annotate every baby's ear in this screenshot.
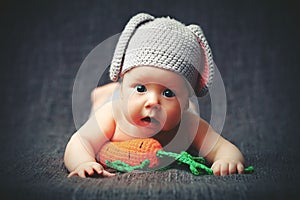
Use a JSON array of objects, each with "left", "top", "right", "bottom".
[{"left": 110, "top": 13, "right": 154, "bottom": 82}]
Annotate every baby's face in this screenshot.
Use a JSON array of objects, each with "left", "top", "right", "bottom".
[{"left": 120, "top": 66, "right": 189, "bottom": 136}]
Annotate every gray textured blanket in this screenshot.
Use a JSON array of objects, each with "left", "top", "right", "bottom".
[{"left": 0, "top": 0, "right": 299, "bottom": 199}]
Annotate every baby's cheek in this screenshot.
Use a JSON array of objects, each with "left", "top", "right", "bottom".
[
  {"left": 126, "top": 93, "right": 141, "bottom": 106},
  {"left": 128, "top": 103, "right": 140, "bottom": 118},
  {"left": 163, "top": 108, "right": 182, "bottom": 130},
  {"left": 121, "top": 99, "right": 138, "bottom": 121}
]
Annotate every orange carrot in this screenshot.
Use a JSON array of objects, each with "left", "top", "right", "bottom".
[{"left": 97, "top": 138, "right": 163, "bottom": 168}]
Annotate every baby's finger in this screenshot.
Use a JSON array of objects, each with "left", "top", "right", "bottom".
[
  {"left": 78, "top": 170, "right": 87, "bottom": 178},
  {"left": 67, "top": 171, "right": 78, "bottom": 178},
  {"left": 228, "top": 163, "right": 236, "bottom": 174},
  {"left": 91, "top": 163, "right": 104, "bottom": 175},
  {"left": 220, "top": 162, "right": 229, "bottom": 176},
  {"left": 85, "top": 166, "right": 95, "bottom": 176},
  {"left": 237, "top": 163, "right": 244, "bottom": 174},
  {"left": 102, "top": 170, "right": 116, "bottom": 177},
  {"left": 91, "top": 164, "right": 115, "bottom": 177},
  {"left": 211, "top": 163, "right": 221, "bottom": 176}
]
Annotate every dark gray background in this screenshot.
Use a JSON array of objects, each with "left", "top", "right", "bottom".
[{"left": 0, "top": 0, "right": 299, "bottom": 199}]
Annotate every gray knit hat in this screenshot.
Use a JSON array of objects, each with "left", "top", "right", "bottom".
[{"left": 110, "top": 13, "right": 214, "bottom": 97}]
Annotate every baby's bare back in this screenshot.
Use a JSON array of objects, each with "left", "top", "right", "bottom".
[{"left": 91, "top": 82, "right": 120, "bottom": 111}]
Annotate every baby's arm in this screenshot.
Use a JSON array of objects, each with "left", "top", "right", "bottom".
[
  {"left": 64, "top": 103, "right": 116, "bottom": 178},
  {"left": 193, "top": 117, "right": 244, "bottom": 176},
  {"left": 64, "top": 133, "right": 114, "bottom": 178}
]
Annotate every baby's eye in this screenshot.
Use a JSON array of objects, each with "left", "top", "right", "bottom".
[
  {"left": 135, "top": 85, "right": 147, "bottom": 93},
  {"left": 163, "top": 89, "right": 175, "bottom": 98}
]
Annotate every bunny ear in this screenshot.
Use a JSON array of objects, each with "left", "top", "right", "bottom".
[
  {"left": 187, "top": 24, "right": 214, "bottom": 97},
  {"left": 110, "top": 13, "right": 154, "bottom": 81}
]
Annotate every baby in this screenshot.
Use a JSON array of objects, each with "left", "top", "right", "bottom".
[{"left": 64, "top": 13, "right": 245, "bottom": 178}]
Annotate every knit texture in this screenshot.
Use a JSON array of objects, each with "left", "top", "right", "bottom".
[
  {"left": 110, "top": 13, "right": 154, "bottom": 82},
  {"left": 110, "top": 13, "right": 214, "bottom": 97},
  {"left": 97, "top": 138, "right": 163, "bottom": 168}
]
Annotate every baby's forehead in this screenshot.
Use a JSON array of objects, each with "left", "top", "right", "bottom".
[
  {"left": 124, "top": 66, "right": 188, "bottom": 86},
  {"left": 122, "top": 66, "right": 194, "bottom": 96}
]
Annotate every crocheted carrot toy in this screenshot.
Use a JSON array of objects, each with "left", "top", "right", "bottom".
[{"left": 97, "top": 138, "right": 254, "bottom": 175}]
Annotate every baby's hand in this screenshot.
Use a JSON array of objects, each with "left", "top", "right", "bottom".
[
  {"left": 68, "top": 161, "right": 116, "bottom": 178},
  {"left": 211, "top": 159, "right": 244, "bottom": 176}
]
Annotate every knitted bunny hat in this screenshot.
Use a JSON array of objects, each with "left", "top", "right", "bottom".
[{"left": 110, "top": 13, "right": 214, "bottom": 97}]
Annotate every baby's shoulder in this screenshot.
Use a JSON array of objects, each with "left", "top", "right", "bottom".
[
  {"left": 182, "top": 110, "right": 200, "bottom": 122},
  {"left": 91, "top": 82, "right": 120, "bottom": 111},
  {"left": 93, "top": 101, "right": 116, "bottom": 133},
  {"left": 93, "top": 101, "right": 114, "bottom": 118},
  {"left": 178, "top": 110, "right": 200, "bottom": 134}
]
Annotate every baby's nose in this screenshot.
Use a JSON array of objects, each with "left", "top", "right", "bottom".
[{"left": 145, "top": 92, "right": 160, "bottom": 109}]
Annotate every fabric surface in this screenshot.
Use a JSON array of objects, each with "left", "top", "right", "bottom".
[{"left": 0, "top": 0, "right": 299, "bottom": 199}]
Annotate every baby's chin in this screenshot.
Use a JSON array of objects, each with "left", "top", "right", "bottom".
[
  {"left": 117, "top": 121, "right": 161, "bottom": 138},
  {"left": 133, "top": 125, "right": 162, "bottom": 138},
  {"left": 134, "top": 123, "right": 179, "bottom": 139}
]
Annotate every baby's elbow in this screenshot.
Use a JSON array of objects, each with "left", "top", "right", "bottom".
[
  {"left": 63, "top": 136, "right": 74, "bottom": 170},
  {"left": 90, "top": 87, "right": 100, "bottom": 104}
]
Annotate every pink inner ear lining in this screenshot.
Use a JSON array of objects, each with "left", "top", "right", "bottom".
[{"left": 196, "top": 37, "right": 210, "bottom": 90}]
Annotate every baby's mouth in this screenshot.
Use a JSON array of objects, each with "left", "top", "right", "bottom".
[{"left": 141, "top": 117, "right": 159, "bottom": 125}]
